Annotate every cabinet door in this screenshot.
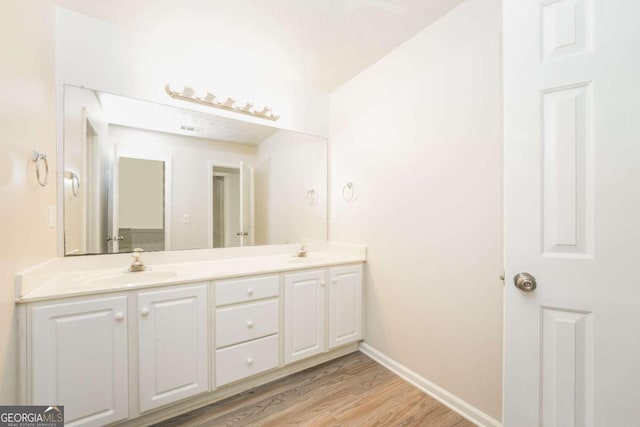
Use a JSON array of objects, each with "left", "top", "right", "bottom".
[
  {"left": 284, "top": 270, "right": 326, "bottom": 364},
  {"left": 138, "top": 284, "right": 208, "bottom": 412},
  {"left": 328, "top": 265, "right": 363, "bottom": 349},
  {"left": 31, "top": 296, "right": 128, "bottom": 427}
]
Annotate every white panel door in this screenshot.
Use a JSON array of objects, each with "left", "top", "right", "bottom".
[
  {"left": 138, "top": 284, "right": 208, "bottom": 412},
  {"left": 31, "top": 296, "right": 128, "bottom": 427},
  {"left": 504, "top": 1, "right": 640, "bottom": 425},
  {"left": 284, "top": 270, "right": 326, "bottom": 364},
  {"left": 328, "top": 265, "right": 363, "bottom": 349}
]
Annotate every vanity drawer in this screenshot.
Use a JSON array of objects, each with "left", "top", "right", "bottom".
[
  {"left": 215, "top": 275, "right": 279, "bottom": 306},
  {"left": 216, "top": 300, "right": 279, "bottom": 348},
  {"left": 215, "top": 335, "right": 279, "bottom": 387}
]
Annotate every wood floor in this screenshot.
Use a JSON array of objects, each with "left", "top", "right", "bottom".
[{"left": 155, "top": 351, "right": 474, "bottom": 427}]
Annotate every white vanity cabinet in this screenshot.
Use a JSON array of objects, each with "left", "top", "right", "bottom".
[
  {"left": 284, "top": 269, "right": 327, "bottom": 364},
  {"left": 29, "top": 296, "right": 129, "bottom": 427},
  {"left": 214, "top": 275, "right": 280, "bottom": 387},
  {"left": 137, "top": 284, "right": 209, "bottom": 412},
  {"left": 328, "top": 265, "right": 363, "bottom": 349},
  {"left": 21, "top": 256, "right": 364, "bottom": 427},
  {"left": 284, "top": 264, "right": 363, "bottom": 364}
]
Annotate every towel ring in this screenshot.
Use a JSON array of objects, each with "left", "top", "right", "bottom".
[
  {"left": 32, "top": 151, "right": 49, "bottom": 187},
  {"left": 306, "top": 189, "right": 317, "bottom": 205},
  {"left": 71, "top": 173, "right": 80, "bottom": 197},
  {"left": 64, "top": 171, "right": 80, "bottom": 197},
  {"left": 342, "top": 182, "right": 355, "bottom": 201}
]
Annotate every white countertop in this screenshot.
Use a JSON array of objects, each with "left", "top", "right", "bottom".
[{"left": 18, "top": 250, "right": 365, "bottom": 303}]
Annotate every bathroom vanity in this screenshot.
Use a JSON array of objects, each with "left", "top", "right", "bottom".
[
  {"left": 16, "top": 245, "right": 365, "bottom": 426},
  {"left": 20, "top": 79, "right": 359, "bottom": 426}
]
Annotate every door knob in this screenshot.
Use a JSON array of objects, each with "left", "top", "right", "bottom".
[{"left": 514, "top": 272, "right": 537, "bottom": 292}]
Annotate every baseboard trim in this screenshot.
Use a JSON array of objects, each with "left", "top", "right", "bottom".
[{"left": 359, "top": 343, "right": 502, "bottom": 427}]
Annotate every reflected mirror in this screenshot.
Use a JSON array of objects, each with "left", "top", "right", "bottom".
[{"left": 63, "top": 85, "right": 327, "bottom": 255}]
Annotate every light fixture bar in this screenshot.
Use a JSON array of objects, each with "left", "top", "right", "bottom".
[{"left": 164, "top": 84, "right": 280, "bottom": 121}]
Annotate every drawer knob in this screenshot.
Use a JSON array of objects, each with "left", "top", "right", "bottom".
[
  {"left": 140, "top": 307, "right": 150, "bottom": 316},
  {"left": 115, "top": 312, "right": 125, "bottom": 321},
  {"left": 246, "top": 320, "right": 254, "bottom": 328},
  {"left": 246, "top": 357, "right": 254, "bottom": 365},
  {"left": 247, "top": 288, "right": 254, "bottom": 296}
]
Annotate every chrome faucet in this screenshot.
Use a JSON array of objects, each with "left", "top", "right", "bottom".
[
  {"left": 293, "top": 244, "right": 308, "bottom": 258},
  {"left": 128, "top": 248, "right": 147, "bottom": 272}
]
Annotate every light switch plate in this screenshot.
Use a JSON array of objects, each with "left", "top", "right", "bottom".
[{"left": 47, "top": 205, "right": 56, "bottom": 228}]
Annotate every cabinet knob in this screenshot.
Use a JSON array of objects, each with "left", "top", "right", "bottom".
[
  {"left": 246, "top": 320, "right": 254, "bottom": 328},
  {"left": 331, "top": 278, "right": 338, "bottom": 284},
  {"left": 115, "top": 312, "right": 125, "bottom": 321},
  {"left": 320, "top": 281, "right": 326, "bottom": 287},
  {"left": 246, "top": 357, "right": 254, "bottom": 366},
  {"left": 247, "top": 288, "right": 254, "bottom": 296},
  {"left": 140, "top": 307, "right": 150, "bottom": 316}
]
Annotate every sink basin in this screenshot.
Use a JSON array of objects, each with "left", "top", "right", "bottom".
[{"left": 85, "top": 271, "right": 178, "bottom": 288}]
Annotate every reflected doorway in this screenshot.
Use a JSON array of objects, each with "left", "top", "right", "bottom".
[
  {"left": 118, "top": 157, "right": 166, "bottom": 252},
  {"left": 211, "top": 166, "right": 241, "bottom": 248},
  {"left": 108, "top": 147, "right": 171, "bottom": 253},
  {"left": 209, "top": 162, "right": 254, "bottom": 248}
]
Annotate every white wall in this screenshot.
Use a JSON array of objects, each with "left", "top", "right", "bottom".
[
  {"left": 0, "top": 0, "right": 56, "bottom": 403},
  {"left": 255, "top": 130, "right": 327, "bottom": 245},
  {"left": 108, "top": 125, "right": 258, "bottom": 251},
  {"left": 330, "top": 0, "right": 503, "bottom": 421},
  {"left": 55, "top": 8, "right": 329, "bottom": 138}
]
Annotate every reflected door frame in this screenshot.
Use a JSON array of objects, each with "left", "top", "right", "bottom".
[
  {"left": 80, "top": 107, "right": 99, "bottom": 254},
  {"left": 208, "top": 161, "right": 239, "bottom": 248},
  {"left": 208, "top": 161, "right": 255, "bottom": 248},
  {"left": 212, "top": 169, "right": 233, "bottom": 247}
]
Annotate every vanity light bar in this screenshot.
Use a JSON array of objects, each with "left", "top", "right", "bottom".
[{"left": 164, "top": 84, "right": 280, "bottom": 121}]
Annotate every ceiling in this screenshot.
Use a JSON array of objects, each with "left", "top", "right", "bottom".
[
  {"left": 53, "top": 0, "right": 464, "bottom": 91},
  {"left": 97, "top": 91, "right": 279, "bottom": 144}
]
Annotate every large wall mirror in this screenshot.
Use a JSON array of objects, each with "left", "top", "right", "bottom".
[{"left": 63, "top": 85, "right": 327, "bottom": 255}]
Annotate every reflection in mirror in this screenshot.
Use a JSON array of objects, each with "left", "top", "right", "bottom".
[
  {"left": 117, "top": 157, "right": 167, "bottom": 252},
  {"left": 63, "top": 85, "right": 327, "bottom": 255}
]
